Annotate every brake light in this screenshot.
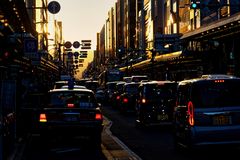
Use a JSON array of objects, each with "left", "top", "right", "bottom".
[
  {"left": 214, "top": 79, "right": 224, "bottom": 83},
  {"left": 116, "top": 96, "right": 120, "bottom": 100},
  {"left": 187, "top": 101, "right": 194, "bottom": 126},
  {"left": 95, "top": 113, "right": 103, "bottom": 120},
  {"left": 67, "top": 103, "right": 75, "bottom": 108},
  {"left": 123, "top": 98, "right": 128, "bottom": 103},
  {"left": 141, "top": 98, "right": 146, "bottom": 103},
  {"left": 39, "top": 113, "right": 47, "bottom": 122}
]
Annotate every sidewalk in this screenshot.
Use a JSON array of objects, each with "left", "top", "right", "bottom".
[
  {"left": 8, "top": 135, "right": 29, "bottom": 160},
  {"left": 101, "top": 116, "right": 142, "bottom": 160}
]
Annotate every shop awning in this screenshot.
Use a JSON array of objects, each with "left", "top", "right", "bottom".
[
  {"left": 129, "top": 51, "right": 183, "bottom": 70},
  {"left": 181, "top": 12, "right": 240, "bottom": 40}
]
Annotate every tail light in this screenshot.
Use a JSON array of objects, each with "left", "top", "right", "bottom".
[
  {"left": 67, "top": 103, "right": 75, "bottom": 108},
  {"left": 95, "top": 113, "right": 103, "bottom": 120},
  {"left": 39, "top": 113, "right": 47, "bottom": 122},
  {"left": 187, "top": 101, "right": 194, "bottom": 126},
  {"left": 116, "top": 96, "right": 120, "bottom": 100},
  {"left": 141, "top": 98, "right": 146, "bottom": 104},
  {"left": 123, "top": 98, "right": 128, "bottom": 103}
]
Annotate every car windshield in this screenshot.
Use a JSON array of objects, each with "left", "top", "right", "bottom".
[
  {"left": 144, "top": 83, "right": 177, "bottom": 99},
  {"left": 125, "top": 84, "right": 139, "bottom": 94},
  {"left": 49, "top": 91, "right": 96, "bottom": 108},
  {"left": 192, "top": 80, "right": 240, "bottom": 107},
  {"left": 107, "top": 83, "right": 117, "bottom": 90}
]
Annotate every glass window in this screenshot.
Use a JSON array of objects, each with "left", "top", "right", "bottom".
[
  {"left": 177, "top": 84, "right": 189, "bottom": 106},
  {"left": 49, "top": 91, "right": 96, "bottom": 108},
  {"left": 192, "top": 80, "right": 240, "bottom": 107},
  {"left": 125, "top": 84, "right": 139, "bottom": 94}
]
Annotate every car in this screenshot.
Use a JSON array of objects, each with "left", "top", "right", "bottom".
[
  {"left": 61, "top": 85, "right": 86, "bottom": 89},
  {"left": 38, "top": 88, "right": 104, "bottom": 148},
  {"left": 95, "top": 89, "right": 106, "bottom": 104},
  {"left": 105, "top": 81, "right": 119, "bottom": 103},
  {"left": 130, "top": 75, "right": 148, "bottom": 83},
  {"left": 118, "top": 82, "right": 140, "bottom": 113},
  {"left": 135, "top": 80, "right": 178, "bottom": 128},
  {"left": 173, "top": 74, "right": 240, "bottom": 151},
  {"left": 84, "top": 80, "right": 100, "bottom": 92},
  {"left": 75, "top": 78, "right": 91, "bottom": 86},
  {"left": 111, "top": 81, "right": 126, "bottom": 109},
  {"left": 123, "top": 76, "right": 132, "bottom": 83},
  {"left": 53, "top": 81, "right": 68, "bottom": 89}
]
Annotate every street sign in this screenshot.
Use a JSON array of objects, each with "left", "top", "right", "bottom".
[
  {"left": 80, "top": 51, "right": 87, "bottom": 53},
  {"left": 64, "top": 41, "right": 72, "bottom": 48},
  {"left": 24, "top": 38, "right": 38, "bottom": 53},
  {"left": 78, "top": 59, "right": 84, "bottom": 63},
  {"left": 80, "top": 55, "right": 87, "bottom": 58},
  {"left": 73, "top": 41, "right": 80, "bottom": 48},
  {"left": 83, "top": 43, "right": 91, "bottom": 46},
  {"left": 81, "top": 53, "right": 87, "bottom": 56},
  {"left": 48, "top": 1, "right": 61, "bottom": 14},
  {"left": 24, "top": 38, "right": 39, "bottom": 59},
  {"left": 67, "top": 52, "right": 73, "bottom": 58},
  {"left": 81, "top": 40, "right": 91, "bottom": 43},
  {"left": 81, "top": 46, "right": 91, "bottom": 50},
  {"left": 73, "top": 51, "right": 79, "bottom": 57}
]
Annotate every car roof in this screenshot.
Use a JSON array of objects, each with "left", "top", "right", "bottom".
[
  {"left": 61, "top": 85, "right": 86, "bottom": 89},
  {"left": 140, "top": 80, "right": 176, "bottom": 85},
  {"left": 49, "top": 88, "right": 94, "bottom": 93},
  {"left": 54, "top": 81, "right": 68, "bottom": 84},
  {"left": 106, "top": 81, "right": 121, "bottom": 85},
  {"left": 178, "top": 74, "right": 240, "bottom": 85}
]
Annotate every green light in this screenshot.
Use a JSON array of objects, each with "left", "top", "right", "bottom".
[{"left": 191, "top": 3, "right": 197, "bottom": 8}]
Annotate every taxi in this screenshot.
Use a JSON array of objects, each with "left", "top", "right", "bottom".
[{"left": 38, "top": 85, "right": 104, "bottom": 148}]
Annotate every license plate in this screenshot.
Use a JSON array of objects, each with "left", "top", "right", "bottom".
[
  {"left": 64, "top": 116, "right": 78, "bottom": 122},
  {"left": 157, "top": 114, "right": 169, "bottom": 121},
  {"left": 213, "top": 115, "right": 231, "bottom": 125},
  {"left": 64, "top": 114, "right": 79, "bottom": 122}
]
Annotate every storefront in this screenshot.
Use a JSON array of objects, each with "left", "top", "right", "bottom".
[{"left": 180, "top": 12, "right": 240, "bottom": 76}]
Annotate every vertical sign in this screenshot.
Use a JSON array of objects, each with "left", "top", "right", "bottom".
[{"left": 24, "top": 38, "right": 39, "bottom": 59}]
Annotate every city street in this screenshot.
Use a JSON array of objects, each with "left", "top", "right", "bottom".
[
  {"left": 13, "top": 103, "right": 240, "bottom": 160},
  {"left": 1, "top": 1, "right": 240, "bottom": 160},
  {"left": 102, "top": 104, "right": 240, "bottom": 160},
  {"left": 10, "top": 115, "right": 140, "bottom": 160}
]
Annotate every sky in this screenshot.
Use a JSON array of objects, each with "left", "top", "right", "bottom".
[
  {"left": 48, "top": 0, "right": 117, "bottom": 79},
  {"left": 50, "top": 0, "right": 117, "bottom": 51}
]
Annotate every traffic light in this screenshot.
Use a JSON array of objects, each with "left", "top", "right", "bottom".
[{"left": 190, "top": 0, "right": 201, "bottom": 9}]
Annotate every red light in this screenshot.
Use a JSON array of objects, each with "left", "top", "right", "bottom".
[
  {"left": 39, "top": 113, "right": 47, "bottom": 122},
  {"left": 123, "top": 98, "right": 128, "bottom": 103},
  {"left": 4, "top": 52, "right": 9, "bottom": 57},
  {"left": 214, "top": 80, "right": 225, "bottom": 83},
  {"left": 67, "top": 103, "right": 75, "bottom": 108},
  {"left": 95, "top": 113, "right": 103, "bottom": 120},
  {"left": 187, "top": 101, "right": 194, "bottom": 126},
  {"left": 116, "top": 96, "right": 120, "bottom": 100}
]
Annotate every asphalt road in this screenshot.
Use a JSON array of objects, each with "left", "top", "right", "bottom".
[
  {"left": 11, "top": 115, "right": 140, "bottom": 160},
  {"left": 101, "top": 104, "right": 240, "bottom": 160}
]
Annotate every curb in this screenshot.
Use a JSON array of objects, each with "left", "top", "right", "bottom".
[{"left": 102, "top": 116, "right": 142, "bottom": 160}]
